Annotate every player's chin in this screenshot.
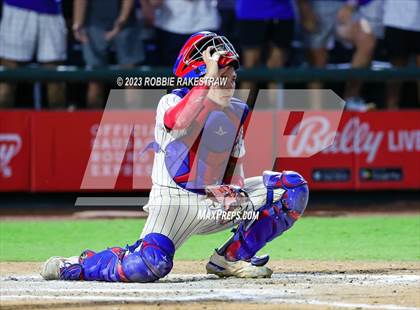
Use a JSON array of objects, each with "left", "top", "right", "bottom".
[{"left": 220, "top": 96, "right": 233, "bottom": 106}]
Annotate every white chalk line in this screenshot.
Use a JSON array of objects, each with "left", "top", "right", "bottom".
[
  {"left": 1, "top": 273, "right": 419, "bottom": 310},
  {"left": 274, "top": 273, "right": 420, "bottom": 285},
  {"left": 2, "top": 273, "right": 419, "bottom": 284},
  {"left": 0, "top": 288, "right": 295, "bottom": 294},
  {"left": 1, "top": 294, "right": 418, "bottom": 310}
]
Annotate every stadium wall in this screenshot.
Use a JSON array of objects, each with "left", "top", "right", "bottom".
[{"left": 0, "top": 110, "right": 419, "bottom": 192}]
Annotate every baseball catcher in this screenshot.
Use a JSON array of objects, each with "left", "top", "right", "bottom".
[{"left": 41, "top": 31, "right": 309, "bottom": 282}]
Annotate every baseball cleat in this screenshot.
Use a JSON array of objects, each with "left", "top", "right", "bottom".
[
  {"left": 40, "top": 256, "right": 82, "bottom": 280},
  {"left": 206, "top": 251, "right": 273, "bottom": 278}
]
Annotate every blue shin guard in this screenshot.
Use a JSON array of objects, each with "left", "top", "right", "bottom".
[
  {"left": 79, "top": 233, "right": 175, "bottom": 282},
  {"left": 222, "top": 171, "right": 309, "bottom": 261}
]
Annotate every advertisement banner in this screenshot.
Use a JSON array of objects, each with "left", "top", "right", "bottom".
[
  {"left": 0, "top": 111, "right": 31, "bottom": 191},
  {"left": 275, "top": 112, "right": 354, "bottom": 189},
  {"left": 354, "top": 111, "right": 420, "bottom": 190},
  {"left": 31, "top": 111, "right": 155, "bottom": 192},
  {"left": 0, "top": 110, "right": 418, "bottom": 192},
  {"left": 275, "top": 111, "right": 420, "bottom": 190}
]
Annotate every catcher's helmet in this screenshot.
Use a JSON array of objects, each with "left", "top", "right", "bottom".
[{"left": 173, "top": 31, "right": 239, "bottom": 79}]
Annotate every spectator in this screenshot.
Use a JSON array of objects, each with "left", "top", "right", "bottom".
[
  {"left": 0, "top": 0, "right": 67, "bottom": 109},
  {"left": 336, "top": 0, "right": 383, "bottom": 110},
  {"left": 139, "top": 0, "right": 159, "bottom": 28},
  {"left": 217, "top": 0, "right": 239, "bottom": 48},
  {"left": 151, "top": 0, "right": 220, "bottom": 66},
  {"left": 304, "top": 0, "right": 383, "bottom": 110},
  {"left": 302, "top": 0, "right": 343, "bottom": 107},
  {"left": 236, "top": 0, "right": 297, "bottom": 104},
  {"left": 383, "top": 0, "right": 420, "bottom": 109},
  {"left": 73, "top": 0, "right": 144, "bottom": 108}
]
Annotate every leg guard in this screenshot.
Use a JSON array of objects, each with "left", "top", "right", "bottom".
[
  {"left": 80, "top": 247, "right": 124, "bottom": 282},
  {"left": 80, "top": 233, "right": 175, "bottom": 282},
  {"left": 221, "top": 170, "right": 309, "bottom": 261},
  {"left": 121, "top": 233, "right": 175, "bottom": 282},
  {"left": 60, "top": 262, "right": 83, "bottom": 280}
]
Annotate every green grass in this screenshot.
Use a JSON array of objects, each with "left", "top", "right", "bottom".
[{"left": 1, "top": 216, "right": 419, "bottom": 262}]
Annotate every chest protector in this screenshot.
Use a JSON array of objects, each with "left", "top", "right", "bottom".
[{"left": 164, "top": 90, "right": 248, "bottom": 194}]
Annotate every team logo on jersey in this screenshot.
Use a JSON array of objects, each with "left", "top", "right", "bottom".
[
  {"left": 214, "top": 126, "right": 228, "bottom": 136},
  {"left": 0, "top": 134, "right": 22, "bottom": 178}
]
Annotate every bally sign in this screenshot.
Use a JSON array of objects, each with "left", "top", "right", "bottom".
[
  {"left": 287, "top": 116, "right": 420, "bottom": 163},
  {"left": 277, "top": 111, "right": 420, "bottom": 190}
]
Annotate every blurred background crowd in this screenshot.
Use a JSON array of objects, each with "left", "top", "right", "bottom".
[{"left": 0, "top": 0, "right": 419, "bottom": 110}]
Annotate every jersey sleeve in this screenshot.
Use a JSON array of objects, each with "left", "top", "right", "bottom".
[
  {"left": 163, "top": 86, "right": 222, "bottom": 131},
  {"left": 155, "top": 94, "right": 187, "bottom": 142},
  {"left": 156, "top": 94, "right": 180, "bottom": 126},
  {"left": 231, "top": 126, "right": 246, "bottom": 159}
]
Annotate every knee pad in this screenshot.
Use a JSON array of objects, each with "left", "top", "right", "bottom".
[
  {"left": 121, "top": 233, "right": 175, "bottom": 282},
  {"left": 263, "top": 170, "right": 309, "bottom": 218}
]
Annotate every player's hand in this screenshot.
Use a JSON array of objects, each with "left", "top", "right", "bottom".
[{"left": 202, "top": 46, "right": 227, "bottom": 81}]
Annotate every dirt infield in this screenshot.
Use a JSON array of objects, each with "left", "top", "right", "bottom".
[{"left": 1, "top": 261, "right": 419, "bottom": 310}]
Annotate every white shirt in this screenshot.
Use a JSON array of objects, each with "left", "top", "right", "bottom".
[
  {"left": 383, "top": 0, "right": 420, "bottom": 31},
  {"left": 154, "top": 0, "right": 220, "bottom": 34}
]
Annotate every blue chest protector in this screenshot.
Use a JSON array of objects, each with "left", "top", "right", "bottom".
[{"left": 164, "top": 89, "right": 249, "bottom": 194}]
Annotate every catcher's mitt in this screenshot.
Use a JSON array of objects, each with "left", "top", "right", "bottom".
[{"left": 205, "top": 184, "right": 249, "bottom": 212}]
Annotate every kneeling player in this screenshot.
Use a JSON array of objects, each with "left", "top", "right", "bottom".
[{"left": 41, "top": 32, "right": 309, "bottom": 282}]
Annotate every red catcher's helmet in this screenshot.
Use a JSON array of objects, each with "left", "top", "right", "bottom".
[{"left": 173, "top": 31, "right": 239, "bottom": 79}]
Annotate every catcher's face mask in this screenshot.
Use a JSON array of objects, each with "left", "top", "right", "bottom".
[{"left": 173, "top": 31, "right": 239, "bottom": 79}]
